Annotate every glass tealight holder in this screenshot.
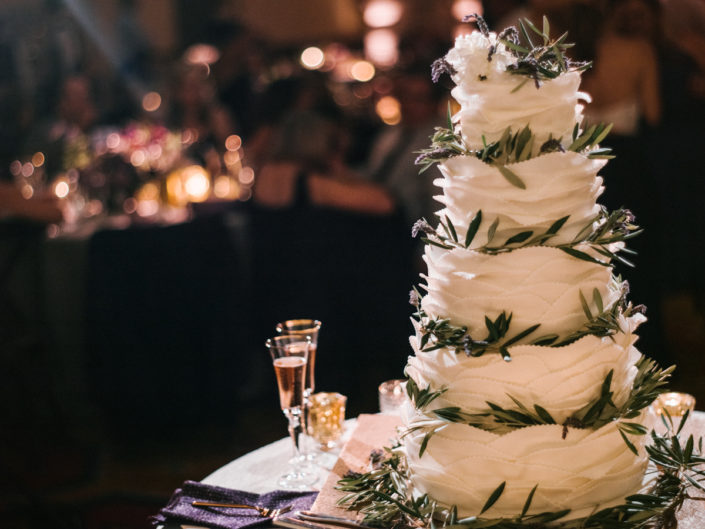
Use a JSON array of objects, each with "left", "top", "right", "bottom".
[
  {"left": 308, "top": 392, "right": 347, "bottom": 451},
  {"left": 378, "top": 379, "right": 406, "bottom": 415},
  {"left": 652, "top": 392, "right": 696, "bottom": 418}
]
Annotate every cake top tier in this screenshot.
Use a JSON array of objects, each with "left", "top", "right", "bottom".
[{"left": 437, "top": 18, "right": 592, "bottom": 151}]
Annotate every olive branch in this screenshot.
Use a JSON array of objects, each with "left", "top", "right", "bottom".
[
  {"left": 412, "top": 206, "right": 641, "bottom": 268},
  {"left": 415, "top": 120, "right": 613, "bottom": 185}
]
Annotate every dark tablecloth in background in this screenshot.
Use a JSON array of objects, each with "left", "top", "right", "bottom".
[{"left": 19, "top": 204, "right": 414, "bottom": 432}]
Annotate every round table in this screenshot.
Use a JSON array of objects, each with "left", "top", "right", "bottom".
[{"left": 202, "top": 419, "right": 357, "bottom": 493}]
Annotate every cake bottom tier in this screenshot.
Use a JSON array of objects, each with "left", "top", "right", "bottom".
[{"left": 401, "top": 419, "right": 650, "bottom": 521}]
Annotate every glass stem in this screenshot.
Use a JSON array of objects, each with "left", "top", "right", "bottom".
[{"left": 287, "top": 410, "right": 303, "bottom": 459}]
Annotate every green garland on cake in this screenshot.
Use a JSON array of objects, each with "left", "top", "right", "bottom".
[
  {"left": 415, "top": 113, "right": 614, "bottom": 180},
  {"left": 404, "top": 355, "right": 673, "bottom": 457},
  {"left": 412, "top": 206, "right": 641, "bottom": 268},
  {"left": 409, "top": 276, "right": 645, "bottom": 361},
  {"left": 337, "top": 414, "right": 705, "bottom": 529}
]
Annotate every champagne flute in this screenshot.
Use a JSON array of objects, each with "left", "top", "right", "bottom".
[
  {"left": 275, "top": 319, "right": 321, "bottom": 398},
  {"left": 266, "top": 335, "right": 317, "bottom": 489},
  {"left": 276, "top": 320, "right": 322, "bottom": 460}
]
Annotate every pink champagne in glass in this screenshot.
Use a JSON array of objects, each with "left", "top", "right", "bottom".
[
  {"left": 276, "top": 319, "right": 321, "bottom": 396},
  {"left": 273, "top": 356, "right": 306, "bottom": 410}
]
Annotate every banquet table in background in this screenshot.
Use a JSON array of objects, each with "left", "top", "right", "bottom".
[{"left": 21, "top": 202, "right": 415, "bottom": 431}]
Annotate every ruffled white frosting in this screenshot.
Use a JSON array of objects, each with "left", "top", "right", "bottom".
[
  {"left": 435, "top": 152, "right": 605, "bottom": 246},
  {"left": 401, "top": 417, "right": 651, "bottom": 520},
  {"left": 399, "top": 26, "right": 650, "bottom": 523},
  {"left": 421, "top": 245, "right": 616, "bottom": 338},
  {"left": 445, "top": 31, "right": 589, "bottom": 150},
  {"left": 406, "top": 319, "right": 644, "bottom": 422}
]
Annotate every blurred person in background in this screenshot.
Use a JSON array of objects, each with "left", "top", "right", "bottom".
[
  {"left": 168, "top": 63, "right": 235, "bottom": 153},
  {"left": 363, "top": 69, "right": 444, "bottom": 260},
  {"left": 650, "top": 0, "right": 705, "bottom": 385},
  {"left": 24, "top": 73, "right": 99, "bottom": 177},
  {"left": 210, "top": 21, "right": 267, "bottom": 140},
  {"left": 254, "top": 110, "right": 394, "bottom": 216}
]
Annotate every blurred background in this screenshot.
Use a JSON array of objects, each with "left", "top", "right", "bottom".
[{"left": 1, "top": 0, "right": 704, "bottom": 527}]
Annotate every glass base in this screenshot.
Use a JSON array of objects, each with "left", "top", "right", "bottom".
[{"left": 277, "top": 468, "right": 318, "bottom": 490}]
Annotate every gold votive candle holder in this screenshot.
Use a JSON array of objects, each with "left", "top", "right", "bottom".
[
  {"left": 308, "top": 392, "right": 347, "bottom": 451},
  {"left": 652, "top": 392, "right": 696, "bottom": 418}
]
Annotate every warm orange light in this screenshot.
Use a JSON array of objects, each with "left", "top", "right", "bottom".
[
  {"left": 363, "top": 0, "right": 403, "bottom": 28},
  {"left": 31, "top": 152, "right": 45, "bottom": 167},
  {"left": 136, "top": 181, "right": 160, "bottom": 201},
  {"left": 351, "top": 60, "right": 376, "bottom": 82},
  {"left": 225, "top": 134, "right": 242, "bottom": 151},
  {"left": 167, "top": 166, "right": 210, "bottom": 206},
  {"left": 375, "top": 96, "right": 401, "bottom": 125},
  {"left": 142, "top": 92, "right": 162, "bottom": 112},
  {"left": 300, "top": 46, "right": 325, "bottom": 70},
  {"left": 183, "top": 165, "right": 211, "bottom": 202}
]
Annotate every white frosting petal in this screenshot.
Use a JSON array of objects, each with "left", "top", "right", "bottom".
[
  {"left": 407, "top": 326, "right": 643, "bottom": 422},
  {"left": 401, "top": 421, "right": 649, "bottom": 519},
  {"left": 421, "top": 245, "right": 614, "bottom": 337},
  {"left": 435, "top": 152, "right": 605, "bottom": 246}
]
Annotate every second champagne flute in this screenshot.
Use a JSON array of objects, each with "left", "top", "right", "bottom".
[
  {"left": 275, "top": 319, "right": 322, "bottom": 398},
  {"left": 265, "top": 335, "right": 317, "bottom": 489}
]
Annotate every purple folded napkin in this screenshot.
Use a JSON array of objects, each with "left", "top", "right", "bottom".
[{"left": 151, "top": 480, "right": 318, "bottom": 529}]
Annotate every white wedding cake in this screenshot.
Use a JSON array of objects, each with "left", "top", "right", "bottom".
[{"left": 400, "top": 20, "right": 656, "bottom": 521}]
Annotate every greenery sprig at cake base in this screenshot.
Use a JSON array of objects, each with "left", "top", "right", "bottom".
[{"left": 336, "top": 15, "right": 705, "bottom": 529}]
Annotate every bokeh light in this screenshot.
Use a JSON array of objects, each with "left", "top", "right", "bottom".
[
  {"left": 21, "top": 162, "right": 34, "bottom": 177},
  {"left": 364, "top": 29, "right": 399, "bottom": 67},
  {"left": 213, "top": 175, "right": 239, "bottom": 199},
  {"left": 351, "top": 60, "right": 376, "bottom": 82},
  {"left": 54, "top": 179, "right": 70, "bottom": 198},
  {"left": 300, "top": 46, "right": 325, "bottom": 70},
  {"left": 142, "top": 92, "right": 162, "bottom": 112},
  {"left": 31, "top": 152, "right": 45, "bottom": 167},
  {"left": 375, "top": 96, "right": 401, "bottom": 125},
  {"left": 239, "top": 167, "right": 255, "bottom": 186},
  {"left": 452, "top": 0, "right": 483, "bottom": 22},
  {"left": 184, "top": 43, "right": 220, "bottom": 66},
  {"left": 106, "top": 132, "right": 121, "bottom": 150},
  {"left": 225, "top": 134, "right": 242, "bottom": 151},
  {"left": 363, "top": 0, "right": 403, "bottom": 28},
  {"left": 183, "top": 165, "right": 210, "bottom": 202},
  {"left": 9, "top": 160, "right": 22, "bottom": 176}
]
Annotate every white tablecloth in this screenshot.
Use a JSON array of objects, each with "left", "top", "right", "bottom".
[{"left": 202, "top": 419, "right": 358, "bottom": 493}]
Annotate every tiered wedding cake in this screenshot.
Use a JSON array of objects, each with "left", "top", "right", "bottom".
[{"left": 399, "top": 19, "right": 658, "bottom": 520}]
